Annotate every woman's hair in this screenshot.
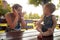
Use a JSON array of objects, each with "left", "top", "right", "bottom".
[
  {"left": 45, "top": 3, "right": 56, "bottom": 13},
  {"left": 12, "top": 4, "right": 22, "bottom": 10}
]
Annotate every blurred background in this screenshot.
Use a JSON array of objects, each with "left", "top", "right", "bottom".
[{"left": 0, "top": 0, "right": 60, "bottom": 40}]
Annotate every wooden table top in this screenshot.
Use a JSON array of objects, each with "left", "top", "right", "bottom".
[{"left": 0, "top": 31, "right": 23, "bottom": 40}]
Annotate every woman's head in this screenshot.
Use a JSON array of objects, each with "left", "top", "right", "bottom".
[
  {"left": 12, "top": 4, "right": 22, "bottom": 14},
  {"left": 43, "top": 3, "right": 56, "bottom": 15}
]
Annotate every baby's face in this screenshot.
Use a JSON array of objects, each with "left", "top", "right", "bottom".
[{"left": 43, "top": 6, "right": 50, "bottom": 15}]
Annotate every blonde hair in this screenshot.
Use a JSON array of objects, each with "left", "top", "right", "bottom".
[{"left": 45, "top": 3, "right": 56, "bottom": 13}]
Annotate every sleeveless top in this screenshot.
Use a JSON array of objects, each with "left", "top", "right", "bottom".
[
  {"left": 9, "top": 13, "right": 21, "bottom": 30},
  {"left": 42, "top": 15, "right": 53, "bottom": 32}
]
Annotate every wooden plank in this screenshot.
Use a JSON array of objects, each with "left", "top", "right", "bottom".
[{"left": 0, "top": 23, "right": 8, "bottom": 27}]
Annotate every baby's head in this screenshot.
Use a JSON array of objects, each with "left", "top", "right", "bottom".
[{"left": 43, "top": 3, "right": 56, "bottom": 15}]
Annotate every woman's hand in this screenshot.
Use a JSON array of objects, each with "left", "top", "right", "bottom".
[
  {"left": 13, "top": 8, "right": 19, "bottom": 17},
  {"left": 18, "top": 13, "right": 23, "bottom": 20}
]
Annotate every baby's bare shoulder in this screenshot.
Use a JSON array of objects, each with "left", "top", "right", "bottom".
[{"left": 52, "top": 15, "right": 56, "bottom": 19}]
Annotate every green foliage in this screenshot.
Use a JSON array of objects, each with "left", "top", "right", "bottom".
[
  {"left": 56, "top": 15, "right": 59, "bottom": 21},
  {"left": 32, "top": 13, "right": 40, "bottom": 19},
  {"left": 0, "top": 5, "right": 11, "bottom": 15},
  {"left": 0, "top": 0, "right": 11, "bottom": 16},
  {"left": 2, "top": 8, "right": 10, "bottom": 15},
  {"left": 29, "top": 13, "right": 33, "bottom": 19},
  {"left": 29, "top": 13, "right": 40, "bottom": 19},
  {"left": 29, "top": 0, "right": 42, "bottom": 6},
  {"left": 24, "top": 13, "right": 40, "bottom": 19},
  {"left": 0, "top": 5, "right": 2, "bottom": 14},
  {"left": 24, "top": 14, "right": 29, "bottom": 20},
  {"left": 29, "top": 0, "right": 51, "bottom": 6},
  {"left": 57, "top": 0, "right": 60, "bottom": 9}
]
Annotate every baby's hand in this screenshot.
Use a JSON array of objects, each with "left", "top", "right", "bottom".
[
  {"left": 48, "top": 28, "right": 53, "bottom": 33},
  {"left": 48, "top": 28, "right": 52, "bottom": 31},
  {"left": 38, "top": 33, "right": 43, "bottom": 38}
]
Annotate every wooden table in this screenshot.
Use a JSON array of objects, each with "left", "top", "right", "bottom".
[{"left": 0, "top": 31, "right": 23, "bottom": 40}]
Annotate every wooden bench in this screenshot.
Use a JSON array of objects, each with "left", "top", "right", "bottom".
[{"left": 0, "top": 20, "right": 34, "bottom": 30}]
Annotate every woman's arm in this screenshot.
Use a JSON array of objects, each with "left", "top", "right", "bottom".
[
  {"left": 5, "top": 12, "right": 19, "bottom": 29},
  {"left": 20, "top": 17, "right": 26, "bottom": 28},
  {"left": 42, "top": 15, "right": 57, "bottom": 36},
  {"left": 5, "top": 9, "right": 18, "bottom": 29}
]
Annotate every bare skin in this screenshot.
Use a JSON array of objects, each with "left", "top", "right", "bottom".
[
  {"left": 42, "top": 15, "right": 57, "bottom": 36},
  {"left": 5, "top": 8, "right": 26, "bottom": 29},
  {"left": 36, "top": 6, "right": 57, "bottom": 37},
  {"left": 36, "top": 15, "right": 57, "bottom": 37}
]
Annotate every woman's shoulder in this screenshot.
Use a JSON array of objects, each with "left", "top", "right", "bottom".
[{"left": 5, "top": 12, "right": 13, "bottom": 16}]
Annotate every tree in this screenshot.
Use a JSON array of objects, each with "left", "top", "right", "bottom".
[
  {"left": 0, "top": 0, "right": 11, "bottom": 16},
  {"left": 56, "top": 15, "right": 59, "bottom": 21},
  {"left": 57, "top": 0, "right": 60, "bottom": 9},
  {"left": 29, "top": 12, "right": 33, "bottom": 19},
  {"left": 0, "top": 4, "right": 11, "bottom": 16},
  {"left": 0, "top": 0, "right": 2, "bottom": 5},
  {"left": 24, "top": 13, "right": 40, "bottom": 19},
  {"left": 24, "top": 14, "right": 29, "bottom": 20},
  {"left": 32, "top": 13, "right": 40, "bottom": 19},
  {"left": 29, "top": 13, "right": 40, "bottom": 19},
  {"left": 29, "top": 0, "right": 51, "bottom": 6}
]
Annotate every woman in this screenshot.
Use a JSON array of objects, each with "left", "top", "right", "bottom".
[{"left": 5, "top": 4, "right": 26, "bottom": 31}]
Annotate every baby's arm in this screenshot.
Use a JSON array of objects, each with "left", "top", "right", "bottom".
[
  {"left": 51, "top": 16, "right": 57, "bottom": 30},
  {"left": 42, "top": 15, "right": 57, "bottom": 36},
  {"left": 36, "top": 16, "right": 44, "bottom": 34}
]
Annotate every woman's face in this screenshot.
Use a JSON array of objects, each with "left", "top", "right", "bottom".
[
  {"left": 13, "top": 7, "right": 22, "bottom": 16},
  {"left": 16, "top": 7, "right": 22, "bottom": 14}
]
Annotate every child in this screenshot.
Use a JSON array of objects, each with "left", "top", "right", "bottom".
[{"left": 36, "top": 3, "right": 57, "bottom": 40}]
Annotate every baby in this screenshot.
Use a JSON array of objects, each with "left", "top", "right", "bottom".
[{"left": 36, "top": 3, "right": 57, "bottom": 40}]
